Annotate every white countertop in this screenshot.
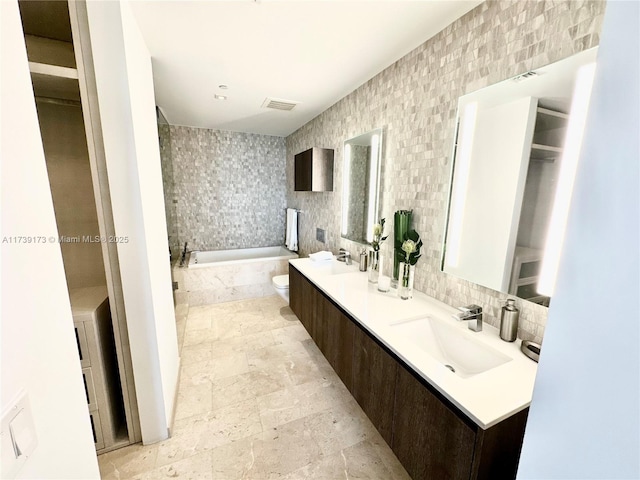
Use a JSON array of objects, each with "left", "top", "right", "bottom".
[
  {"left": 290, "top": 257, "right": 538, "bottom": 429},
  {"left": 69, "top": 285, "right": 108, "bottom": 315}
]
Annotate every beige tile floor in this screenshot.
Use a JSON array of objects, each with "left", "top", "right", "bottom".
[{"left": 98, "top": 295, "right": 411, "bottom": 480}]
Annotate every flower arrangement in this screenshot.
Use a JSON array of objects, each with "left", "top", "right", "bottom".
[
  {"left": 399, "top": 230, "right": 422, "bottom": 299},
  {"left": 401, "top": 230, "right": 422, "bottom": 265},
  {"left": 370, "top": 218, "right": 388, "bottom": 251}
]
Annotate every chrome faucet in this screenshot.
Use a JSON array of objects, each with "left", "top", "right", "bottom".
[
  {"left": 336, "top": 248, "right": 352, "bottom": 265},
  {"left": 179, "top": 242, "right": 188, "bottom": 267},
  {"left": 452, "top": 304, "right": 483, "bottom": 332}
]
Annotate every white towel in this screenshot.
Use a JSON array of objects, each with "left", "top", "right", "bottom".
[
  {"left": 285, "top": 208, "right": 298, "bottom": 252},
  {"left": 309, "top": 250, "right": 333, "bottom": 262}
]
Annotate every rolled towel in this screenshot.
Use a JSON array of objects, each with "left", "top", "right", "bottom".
[
  {"left": 285, "top": 208, "right": 298, "bottom": 251},
  {"left": 309, "top": 250, "right": 333, "bottom": 262}
]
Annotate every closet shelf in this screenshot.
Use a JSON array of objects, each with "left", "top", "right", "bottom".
[
  {"left": 537, "top": 107, "right": 569, "bottom": 119},
  {"left": 29, "top": 62, "right": 80, "bottom": 103},
  {"left": 29, "top": 61, "right": 78, "bottom": 79},
  {"left": 530, "top": 143, "right": 561, "bottom": 161}
]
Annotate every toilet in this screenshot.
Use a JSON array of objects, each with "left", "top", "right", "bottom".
[{"left": 272, "top": 275, "right": 290, "bottom": 303}]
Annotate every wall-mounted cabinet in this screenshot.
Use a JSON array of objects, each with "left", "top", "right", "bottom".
[{"left": 294, "top": 147, "right": 334, "bottom": 191}]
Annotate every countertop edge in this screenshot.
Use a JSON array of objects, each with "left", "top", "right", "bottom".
[{"left": 289, "top": 258, "right": 538, "bottom": 430}]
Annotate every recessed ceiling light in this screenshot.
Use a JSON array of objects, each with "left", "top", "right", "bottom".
[
  {"left": 214, "top": 94, "right": 227, "bottom": 101},
  {"left": 218, "top": 84, "right": 228, "bottom": 90}
]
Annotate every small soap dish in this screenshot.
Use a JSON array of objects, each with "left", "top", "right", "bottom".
[{"left": 521, "top": 340, "right": 541, "bottom": 362}]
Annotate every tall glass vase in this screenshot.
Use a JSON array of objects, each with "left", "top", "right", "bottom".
[
  {"left": 399, "top": 262, "right": 414, "bottom": 300},
  {"left": 393, "top": 210, "right": 412, "bottom": 287},
  {"left": 368, "top": 250, "right": 381, "bottom": 283}
]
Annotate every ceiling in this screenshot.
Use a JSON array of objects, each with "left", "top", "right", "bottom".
[{"left": 128, "top": 0, "right": 482, "bottom": 137}]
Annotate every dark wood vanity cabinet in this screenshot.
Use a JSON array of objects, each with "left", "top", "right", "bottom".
[
  {"left": 289, "top": 265, "right": 354, "bottom": 390},
  {"left": 352, "top": 324, "right": 397, "bottom": 445},
  {"left": 393, "top": 366, "right": 476, "bottom": 480},
  {"left": 289, "top": 265, "right": 528, "bottom": 480},
  {"left": 318, "top": 298, "right": 355, "bottom": 391},
  {"left": 289, "top": 265, "right": 315, "bottom": 333}
]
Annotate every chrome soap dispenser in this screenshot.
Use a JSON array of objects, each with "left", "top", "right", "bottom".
[
  {"left": 359, "top": 248, "right": 368, "bottom": 272},
  {"left": 500, "top": 299, "right": 519, "bottom": 342}
]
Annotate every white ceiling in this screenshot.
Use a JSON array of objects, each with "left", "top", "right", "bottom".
[{"left": 128, "top": 0, "right": 482, "bottom": 137}]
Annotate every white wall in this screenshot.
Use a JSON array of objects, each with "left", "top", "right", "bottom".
[
  {"left": 0, "top": 1, "right": 99, "bottom": 478},
  {"left": 120, "top": 1, "right": 180, "bottom": 429},
  {"left": 86, "top": 0, "right": 179, "bottom": 443},
  {"left": 518, "top": 1, "right": 640, "bottom": 478}
]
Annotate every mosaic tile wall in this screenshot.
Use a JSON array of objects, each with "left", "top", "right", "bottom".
[
  {"left": 158, "top": 124, "right": 179, "bottom": 259},
  {"left": 286, "top": 0, "right": 605, "bottom": 344},
  {"left": 160, "top": 126, "right": 287, "bottom": 258}
]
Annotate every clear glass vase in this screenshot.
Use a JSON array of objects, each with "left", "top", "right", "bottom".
[
  {"left": 399, "top": 262, "right": 414, "bottom": 300},
  {"left": 368, "top": 250, "right": 381, "bottom": 283}
]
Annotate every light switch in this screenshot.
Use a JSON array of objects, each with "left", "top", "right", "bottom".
[
  {"left": 1, "top": 391, "right": 37, "bottom": 479},
  {"left": 10, "top": 409, "right": 36, "bottom": 457}
]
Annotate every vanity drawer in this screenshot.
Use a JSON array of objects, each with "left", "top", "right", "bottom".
[
  {"left": 82, "top": 367, "right": 98, "bottom": 411},
  {"left": 89, "top": 409, "right": 105, "bottom": 451},
  {"left": 74, "top": 322, "right": 90, "bottom": 368}
]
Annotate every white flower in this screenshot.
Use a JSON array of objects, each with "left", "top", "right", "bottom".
[
  {"left": 402, "top": 239, "right": 416, "bottom": 255},
  {"left": 402, "top": 239, "right": 417, "bottom": 263},
  {"left": 372, "top": 223, "right": 382, "bottom": 236}
]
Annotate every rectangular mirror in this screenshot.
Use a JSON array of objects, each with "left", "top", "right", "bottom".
[
  {"left": 441, "top": 48, "right": 598, "bottom": 306},
  {"left": 341, "top": 129, "right": 383, "bottom": 245}
]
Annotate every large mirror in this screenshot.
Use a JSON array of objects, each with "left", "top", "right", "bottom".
[
  {"left": 441, "top": 48, "right": 598, "bottom": 306},
  {"left": 341, "top": 129, "right": 383, "bottom": 245}
]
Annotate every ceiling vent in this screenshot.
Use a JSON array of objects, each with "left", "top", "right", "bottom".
[
  {"left": 511, "top": 71, "right": 538, "bottom": 83},
  {"left": 262, "top": 97, "right": 298, "bottom": 111}
]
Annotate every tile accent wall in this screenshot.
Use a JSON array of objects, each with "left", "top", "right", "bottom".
[
  {"left": 160, "top": 126, "right": 287, "bottom": 258},
  {"left": 158, "top": 124, "right": 178, "bottom": 259},
  {"left": 286, "top": 0, "right": 605, "bottom": 344}
]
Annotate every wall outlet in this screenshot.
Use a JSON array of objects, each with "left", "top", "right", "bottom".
[{"left": 316, "top": 228, "right": 326, "bottom": 243}]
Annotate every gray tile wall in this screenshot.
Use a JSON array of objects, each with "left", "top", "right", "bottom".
[
  {"left": 160, "top": 126, "right": 287, "bottom": 258},
  {"left": 286, "top": 0, "right": 605, "bottom": 344},
  {"left": 158, "top": 124, "right": 178, "bottom": 259}
]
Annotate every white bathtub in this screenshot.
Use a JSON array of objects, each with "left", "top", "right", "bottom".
[
  {"left": 189, "top": 246, "right": 297, "bottom": 268},
  {"left": 174, "top": 246, "right": 298, "bottom": 306}
]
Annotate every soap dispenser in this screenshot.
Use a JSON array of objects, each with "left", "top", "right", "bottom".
[
  {"left": 499, "top": 299, "right": 519, "bottom": 342},
  {"left": 359, "top": 249, "right": 368, "bottom": 272}
]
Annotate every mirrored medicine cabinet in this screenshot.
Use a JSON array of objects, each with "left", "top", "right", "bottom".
[
  {"left": 341, "top": 129, "right": 383, "bottom": 245},
  {"left": 441, "top": 47, "right": 599, "bottom": 307}
]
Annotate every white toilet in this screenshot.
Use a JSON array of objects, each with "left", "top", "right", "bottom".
[{"left": 272, "top": 275, "right": 290, "bottom": 303}]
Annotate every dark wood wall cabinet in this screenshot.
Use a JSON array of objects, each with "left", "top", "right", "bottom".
[
  {"left": 289, "top": 265, "right": 528, "bottom": 480},
  {"left": 294, "top": 147, "right": 334, "bottom": 192}
]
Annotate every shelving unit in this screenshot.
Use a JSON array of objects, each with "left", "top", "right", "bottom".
[
  {"left": 530, "top": 107, "right": 568, "bottom": 161},
  {"left": 510, "top": 105, "right": 567, "bottom": 306},
  {"left": 71, "top": 287, "right": 127, "bottom": 452},
  {"left": 19, "top": 1, "right": 140, "bottom": 453},
  {"left": 509, "top": 246, "right": 548, "bottom": 305}
]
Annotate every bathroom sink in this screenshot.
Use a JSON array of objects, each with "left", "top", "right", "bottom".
[
  {"left": 312, "top": 260, "right": 358, "bottom": 275},
  {"left": 390, "top": 316, "right": 512, "bottom": 378}
]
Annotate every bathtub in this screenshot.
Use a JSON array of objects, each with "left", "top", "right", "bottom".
[
  {"left": 173, "top": 246, "right": 298, "bottom": 306},
  {"left": 189, "top": 246, "right": 297, "bottom": 268}
]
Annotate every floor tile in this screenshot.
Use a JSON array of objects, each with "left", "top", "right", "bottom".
[
  {"left": 282, "top": 440, "right": 393, "bottom": 480},
  {"left": 98, "top": 295, "right": 409, "bottom": 480}
]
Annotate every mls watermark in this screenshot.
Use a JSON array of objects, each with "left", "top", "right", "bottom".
[{"left": 2, "top": 235, "right": 129, "bottom": 244}]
